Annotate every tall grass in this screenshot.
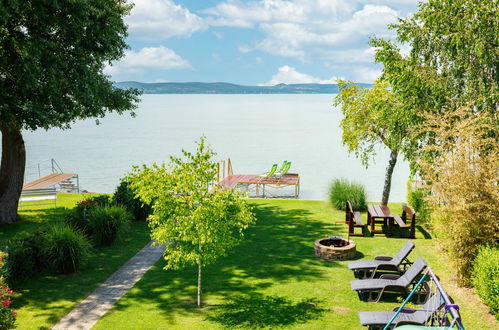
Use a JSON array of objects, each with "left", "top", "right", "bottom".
[
  {"left": 88, "top": 205, "right": 131, "bottom": 246},
  {"left": 41, "top": 224, "right": 90, "bottom": 274},
  {"left": 329, "top": 178, "right": 367, "bottom": 211}
]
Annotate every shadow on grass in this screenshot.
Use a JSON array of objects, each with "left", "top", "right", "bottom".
[
  {"left": 109, "top": 203, "right": 339, "bottom": 322},
  {"left": 207, "top": 293, "right": 326, "bottom": 328},
  {"left": 417, "top": 226, "right": 432, "bottom": 239}
]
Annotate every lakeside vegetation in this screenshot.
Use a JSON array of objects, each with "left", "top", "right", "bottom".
[{"left": 3, "top": 195, "right": 497, "bottom": 329}]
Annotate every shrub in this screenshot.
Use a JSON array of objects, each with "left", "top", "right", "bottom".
[
  {"left": 407, "top": 186, "right": 431, "bottom": 223},
  {"left": 0, "top": 251, "right": 16, "bottom": 329},
  {"left": 65, "top": 195, "right": 111, "bottom": 234},
  {"left": 329, "top": 178, "right": 367, "bottom": 211},
  {"left": 87, "top": 205, "right": 131, "bottom": 246},
  {"left": 5, "top": 231, "right": 46, "bottom": 286},
  {"left": 472, "top": 245, "right": 499, "bottom": 318},
  {"left": 112, "top": 180, "right": 151, "bottom": 221},
  {"left": 41, "top": 224, "right": 90, "bottom": 274}
]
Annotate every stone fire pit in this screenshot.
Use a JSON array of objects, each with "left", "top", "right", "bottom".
[{"left": 314, "top": 236, "right": 356, "bottom": 261}]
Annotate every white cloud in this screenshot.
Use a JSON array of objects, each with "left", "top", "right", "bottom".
[
  {"left": 352, "top": 66, "right": 382, "bottom": 83},
  {"left": 104, "top": 46, "right": 191, "bottom": 78},
  {"left": 262, "top": 65, "right": 343, "bottom": 85},
  {"left": 126, "top": 0, "right": 207, "bottom": 40},
  {"left": 204, "top": 0, "right": 401, "bottom": 63}
]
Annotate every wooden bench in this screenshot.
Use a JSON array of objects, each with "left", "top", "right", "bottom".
[
  {"left": 18, "top": 188, "right": 57, "bottom": 210},
  {"left": 345, "top": 201, "right": 366, "bottom": 237},
  {"left": 392, "top": 203, "right": 416, "bottom": 238}
]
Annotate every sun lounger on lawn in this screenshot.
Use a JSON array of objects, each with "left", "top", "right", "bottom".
[
  {"left": 348, "top": 241, "right": 415, "bottom": 279},
  {"left": 351, "top": 258, "right": 427, "bottom": 302},
  {"left": 358, "top": 291, "right": 444, "bottom": 329}
]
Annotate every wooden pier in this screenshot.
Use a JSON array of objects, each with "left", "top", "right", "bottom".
[
  {"left": 219, "top": 173, "right": 300, "bottom": 198},
  {"left": 23, "top": 173, "right": 79, "bottom": 192}
]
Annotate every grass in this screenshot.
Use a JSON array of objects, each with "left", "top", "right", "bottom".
[
  {"left": 4, "top": 197, "right": 497, "bottom": 329},
  {"left": 91, "top": 200, "right": 498, "bottom": 329},
  {"left": 0, "top": 193, "right": 151, "bottom": 329}
]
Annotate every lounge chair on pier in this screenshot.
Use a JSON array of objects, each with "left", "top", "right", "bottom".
[{"left": 259, "top": 164, "right": 278, "bottom": 177}]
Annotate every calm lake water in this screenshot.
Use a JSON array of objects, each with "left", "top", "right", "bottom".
[{"left": 22, "top": 94, "right": 410, "bottom": 201}]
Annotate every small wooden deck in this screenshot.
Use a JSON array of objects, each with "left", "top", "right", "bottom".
[
  {"left": 219, "top": 173, "right": 300, "bottom": 198},
  {"left": 23, "top": 173, "right": 78, "bottom": 191}
]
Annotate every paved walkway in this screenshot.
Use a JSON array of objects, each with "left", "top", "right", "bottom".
[{"left": 53, "top": 241, "right": 166, "bottom": 330}]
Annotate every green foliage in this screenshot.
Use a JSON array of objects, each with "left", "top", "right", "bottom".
[
  {"left": 0, "top": 251, "right": 16, "bottom": 329},
  {"left": 87, "top": 205, "right": 131, "bottom": 246},
  {"left": 0, "top": 0, "right": 140, "bottom": 131},
  {"left": 41, "top": 224, "right": 91, "bottom": 274},
  {"left": 329, "top": 178, "right": 367, "bottom": 211},
  {"left": 406, "top": 182, "right": 430, "bottom": 223},
  {"left": 65, "top": 195, "right": 110, "bottom": 235},
  {"left": 472, "top": 245, "right": 499, "bottom": 318},
  {"left": 128, "top": 137, "right": 255, "bottom": 306},
  {"left": 5, "top": 231, "right": 46, "bottom": 286},
  {"left": 112, "top": 180, "right": 151, "bottom": 221},
  {"left": 333, "top": 80, "right": 410, "bottom": 204}
]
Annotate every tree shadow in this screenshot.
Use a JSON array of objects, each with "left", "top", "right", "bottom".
[
  {"left": 206, "top": 293, "right": 326, "bottom": 328},
  {"left": 417, "top": 226, "right": 432, "bottom": 239},
  {"left": 108, "top": 203, "right": 340, "bottom": 322}
]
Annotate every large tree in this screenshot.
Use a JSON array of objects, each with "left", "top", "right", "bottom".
[
  {"left": 334, "top": 80, "right": 411, "bottom": 205},
  {"left": 0, "top": 0, "right": 140, "bottom": 223},
  {"left": 128, "top": 137, "right": 255, "bottom": 307}
]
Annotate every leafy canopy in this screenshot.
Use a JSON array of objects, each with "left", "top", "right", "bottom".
[
  {"left": 333, "top": 80, "right": 410, "bottom": 166},
  {"left": 128, "top": 137, "right": 255, "bottom": 270},
  {"left": 0, "top": 0, "right": 140, "bottom": 130}
]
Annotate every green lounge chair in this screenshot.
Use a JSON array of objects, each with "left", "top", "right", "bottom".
[
  {"left": 276, "top": 161, "right": 288, "bottom": 174},
  {"left": 275, "top": 161, "right": 291, "bottom": 176},
  {"left": 259, "top": 164, "right": 278, "bottom": 177}
]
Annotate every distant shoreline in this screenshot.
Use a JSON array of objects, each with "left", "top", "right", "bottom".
[{"left": 114, "top": 81, "right": 372, "bottom": 94}]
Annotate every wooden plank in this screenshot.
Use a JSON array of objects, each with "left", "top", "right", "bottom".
[{"left": 23, "top": 173, "right": 77, "bottom": 190}]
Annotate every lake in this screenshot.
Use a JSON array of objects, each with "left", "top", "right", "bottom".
[{"left": 22, "top": 94, "right": 410, "bottom": 202}]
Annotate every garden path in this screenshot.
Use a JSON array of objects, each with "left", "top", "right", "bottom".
[{"left": 52, "top": 241, "right": 166, "bottom": 330}]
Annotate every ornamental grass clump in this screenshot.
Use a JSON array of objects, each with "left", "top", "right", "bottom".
[
  {"left": 41, "top": 224, "right": 91, "bottom": 274},
  {"left": 87, "top": 205, "right": 131, "bottom": 246},
  {"left": 0, "top": 251, "right": 16, "bottom": 329},
  {"left": 415, "top": 107, "right": 498, "bottom": 286},
  {"left": 472, "top": 245, "right": 499, "bottom": 319},
  {"left": 329, "top": 178, "right": 367, "bottom": 211},
  {"left": 112, "top": 180, "right": 151, "bottom": 221}
]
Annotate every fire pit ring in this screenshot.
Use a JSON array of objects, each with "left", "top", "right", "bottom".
[{"left": 314, "top": 236, "right": 356, "bottom": 261}]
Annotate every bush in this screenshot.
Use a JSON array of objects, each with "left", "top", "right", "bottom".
[
  {"left": 329, "top": 178, "right": 367, "bottom": 211},
  {"left": 406, "top": 181, "right": 431, "bottom": 222},
  {"left": 5, "top": 231, "right": 46, "bottom": 286},
  {"left": 472, "top": 245, "right": 499, "bottom": 318},
  {"left": 0, "top": 251, "right": 16, "bottom": 329},
  {"left": 41, "top": 224, "right": 90, "bottom": 274},
  {"left": 112, "top": 180, "right": 151, "bottom": 221},
  {"left": 87, "top": 205, "right": 131, "bottom": 246},
  {"left": 65, "top": 195, "right": 111, "bottom": 234}
]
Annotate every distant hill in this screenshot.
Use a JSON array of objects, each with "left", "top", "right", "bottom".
[{"left": 114, "top": 81, "right": 373, "bottom": 94}]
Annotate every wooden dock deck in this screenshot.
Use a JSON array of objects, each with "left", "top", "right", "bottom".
[
  {"left": 219, "top": 173, "right": 300, "bottom": 198},
  {"left": 23, "top": 173, "right": 78, "bottom": 191}
]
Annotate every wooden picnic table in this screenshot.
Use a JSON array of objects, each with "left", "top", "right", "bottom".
[{"left": 367, "top": 204, "right": 395, "bottom": 235}]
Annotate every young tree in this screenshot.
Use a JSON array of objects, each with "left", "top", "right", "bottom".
[
  {"left": 334, "top": 80, "right": 411, "bottom": 205},
  {"left": 128, "top": 137, "right": 255, "bottom": 307},
  {"left": 0, "top": 1, "right": 140, "bottom": 224}
]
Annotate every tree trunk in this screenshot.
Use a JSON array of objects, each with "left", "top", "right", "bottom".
[
  {"left": 197, "top": 262, "right": 202, "bottom": 307},
  {"left": 381, "top": 149, "right": 398, "bottom": 205},
  {"left": 0, "top": 125, "right": 26, "bottom": 224}
]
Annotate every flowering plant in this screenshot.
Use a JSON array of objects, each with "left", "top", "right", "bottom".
[{"left": 0, "top": 251, "right": 16, "bottom": 329}]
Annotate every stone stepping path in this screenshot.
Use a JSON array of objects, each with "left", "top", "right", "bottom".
[{"left": 52, "top": 241, "right": 165, "bottom": 330}]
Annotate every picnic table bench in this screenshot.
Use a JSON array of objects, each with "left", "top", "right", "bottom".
[
  {"left": 368, "top": 204, "right": 394, "bottom": 235},
  {"left": 345, "top": 201, "right": 367, "bottom": 236},
  {"left": 393, "top": 204, "right": 416, "bottom": 238}
]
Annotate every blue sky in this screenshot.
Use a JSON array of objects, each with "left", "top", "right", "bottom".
[{"left": 105, "top": 0, "right": 420, "bottom": 85}]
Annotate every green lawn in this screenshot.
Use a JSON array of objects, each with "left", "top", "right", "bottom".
[
  {"left": 91, "top": 199, "right": 498, "bottom": 330},
  {"left": 0, "top": 193, "right": 151, "bottom": 329}
]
